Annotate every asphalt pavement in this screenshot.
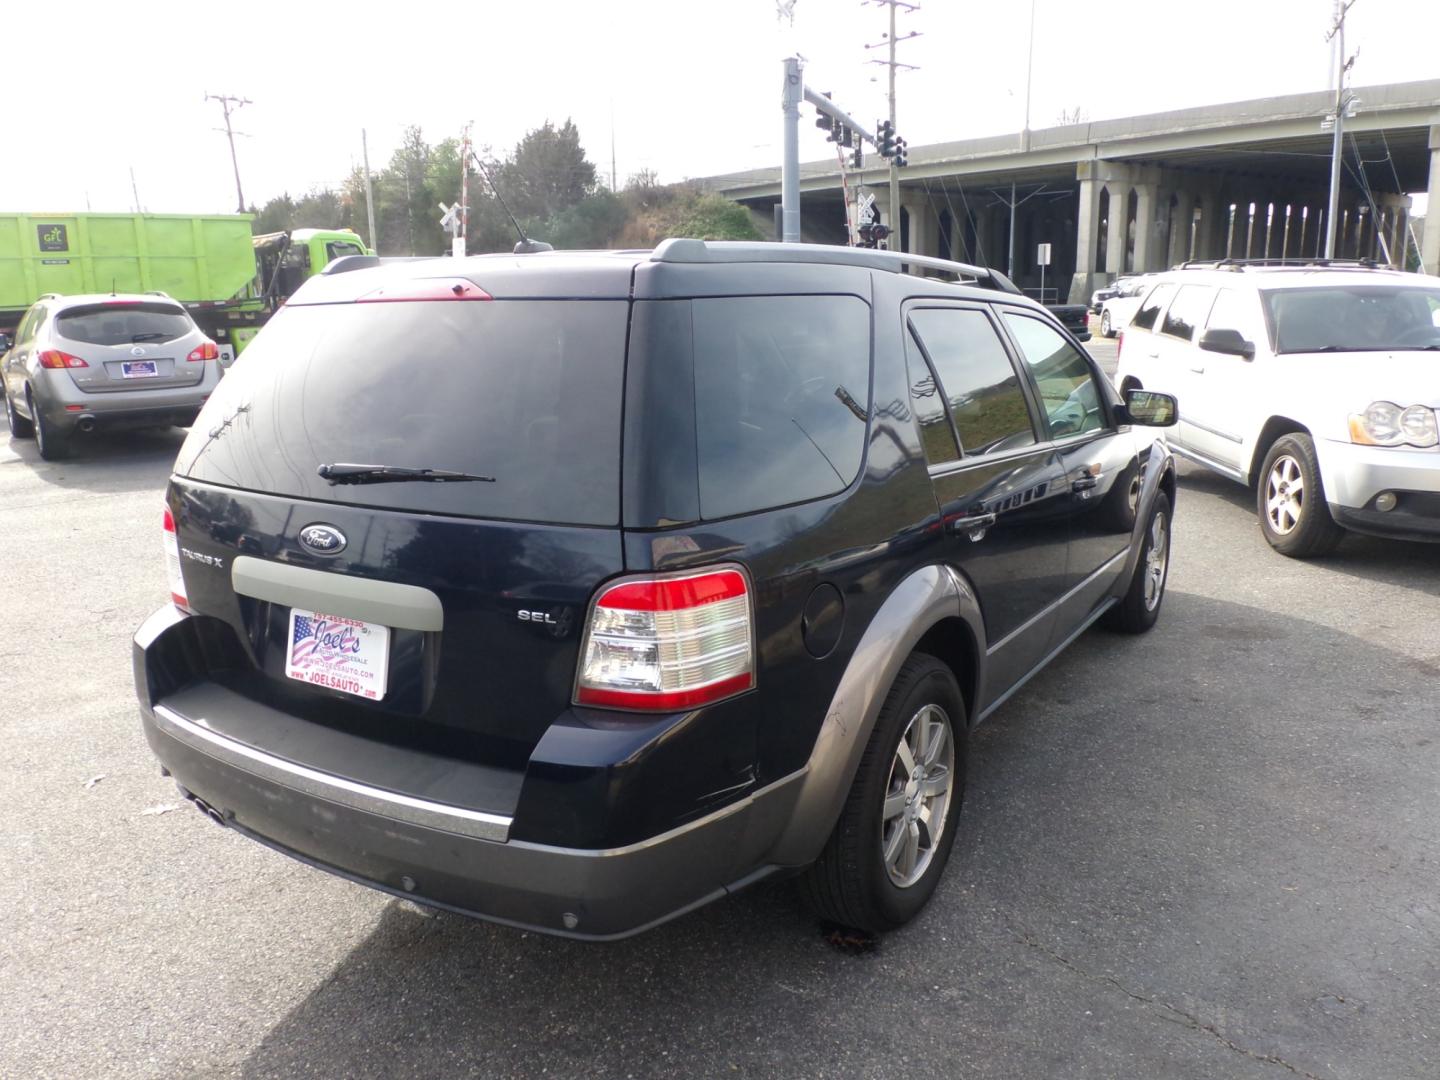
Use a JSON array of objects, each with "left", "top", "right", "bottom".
[{"left": 3, "top": 344, "right": 1439, "bottom": 1079}]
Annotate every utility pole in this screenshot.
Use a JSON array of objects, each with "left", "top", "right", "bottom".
[
  {"left": 129, "top": 167, "right": 142, "bottom": 214},
  {"left": 361, "top": 129, "right": 378, "bottom": 253},
  {"left": 781, "top": 56, "right": 803, "bottom": 243},
  {"left": 205, "top": 92, "right": 251, "bottom": 213},
  {"left": 866, "top": 1, "right": 919, "bottom": 250},
  {"left": 1324, "top": 0, "right": 1358, "bottom": 259},
  {"left": 458, "top": 122, "right": 472, "bottom": 258}
]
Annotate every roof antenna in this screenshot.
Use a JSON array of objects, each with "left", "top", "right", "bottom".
[
  {"left": 111, "top": 277, "right": 116, "bottom": 296},
  {"left": 467, "top": 148, "right": 553, "bottom": 254}
]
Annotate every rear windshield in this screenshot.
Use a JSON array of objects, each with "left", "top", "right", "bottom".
[
  {"left": 1263, "top": 285, "right": 1440, "bottom": 353},
  {"left": 176, "top": 300, "right": 627, "bottom": 525},
  {"left": 57, "top": 302, "right": 193, "bottom": 346}
]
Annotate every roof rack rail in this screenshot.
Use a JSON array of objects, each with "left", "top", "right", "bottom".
[
  {"left": 1174, "top": 257, "right": 1393, "bottom": 272},
  {"left": 37, "top": 292, "right": 62, "bottom": 301},
  {"left": 144, "top": 290, "right": 172, "bottom": 298},
  {"left": 651, "top": 239, "right": 1023, "bottom": 295}
]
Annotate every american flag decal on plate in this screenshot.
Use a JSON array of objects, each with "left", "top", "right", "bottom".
[{"left": 285, "top": 608, "right": 390, "bottom": 700}]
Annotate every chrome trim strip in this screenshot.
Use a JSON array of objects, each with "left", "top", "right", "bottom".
[
  {"left": 987, "top": 547, "right": 1128, "bottom": 657},
  {"left": 231, "top": 555, "right": 444, "bottom": 631},
  {"left": 152, "top": 704, "right": 510, "bottom": 842},
  {"left": 1181, "top": 416, "right": 1243, "bottom": 444}
]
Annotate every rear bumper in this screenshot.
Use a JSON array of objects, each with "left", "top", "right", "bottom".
[
  {"left": 133, "top": 605, "right": 806, "bottom": 939},
  {"left": 35, "top": 369, "right": 213, "bottom": 430},
  {"left": 140, "top": 699, "right": 802, "bottom": 939}
]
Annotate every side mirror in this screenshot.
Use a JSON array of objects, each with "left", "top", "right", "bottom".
[
  {"left": 0, "top": 333, "right": 10, "bottom": 353},
  {"left": 1124, "top": 388, "right": 1178, "bottom": 427},
  {"left": 1199, "top": 327, "right": 1255, "bottom": 360}
]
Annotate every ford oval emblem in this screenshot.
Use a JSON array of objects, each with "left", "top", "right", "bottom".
[{"left": 299, "top": 524, "right": 347, "bottom": 555}]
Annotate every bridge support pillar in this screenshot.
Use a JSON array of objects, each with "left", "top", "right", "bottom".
[
  {"left": 1104, "top": 181, "right": 1130, "bottom": 277},
  {"left": 1133, "top": 182, "right": 1160, "bottom": 272},
  {"left": 1422, "top": 125, "right": 1440, "bottom": 276},
  {"left": 1069, "top": 164, "right": 1105, "bottom": 303}
]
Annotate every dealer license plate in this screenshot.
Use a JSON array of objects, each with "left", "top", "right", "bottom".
[
  {"left": 285, "top": 608, "right": 389, "bottom": 700},
  {"left": 121, "top": 360, "right": 159, "bottom": 378}
]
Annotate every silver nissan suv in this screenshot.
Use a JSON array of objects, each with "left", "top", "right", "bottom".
[{"left": 2, "top": 292, "right": 221, "bottom": 460}]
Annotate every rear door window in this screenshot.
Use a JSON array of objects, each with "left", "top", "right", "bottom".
[
  {"left": 176, "top": 300, "right": 628, "bottom": 525},
  {"left": 907, "top": 307, "right": 1036, "bottom": 456},
  {"left": 57, "top": 302, "right": 193, "bottom": 346},
  {"left": 1130, "top": 283, "right": 1176, "bottom": 332},
  {"left": 903, "top": 328, "right": 961, "bottom": 467},
  {"left": 692, "top": 295, "right": 871, "bottom": 520},
  {"left": 1160, "top": 285, "right": 1216, "bottom": 342}
]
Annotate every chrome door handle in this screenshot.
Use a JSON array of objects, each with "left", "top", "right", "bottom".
[
  {"left": 948, "top": 512, "right": 997, "bottom": 541},
  {"left": 1145, "top": 351, "right": 1159, "bottom": 359},
  {"left": 1189, "top": 365, "right": 1205, "bottom": 373}
]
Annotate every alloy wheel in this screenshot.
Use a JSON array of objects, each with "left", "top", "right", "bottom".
[
  {"left": 1265, "top": 455, "right": 1305, "bottom": 535},
  {"left": 880, "top": 703, "right": 954, "bottom": 888},
  {"left": 1144, "top": 511, "right": 1168, "bottom": 611}
]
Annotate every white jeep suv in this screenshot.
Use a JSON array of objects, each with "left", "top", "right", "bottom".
[{"left": 1113, "top": 262, "right": 1440, "bottom": 557}]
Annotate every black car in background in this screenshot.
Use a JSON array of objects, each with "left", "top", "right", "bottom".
[{"left": 134, "top": 240, "right": 1177, "bottom": 939}]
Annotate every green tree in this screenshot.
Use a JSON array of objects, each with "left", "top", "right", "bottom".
[{"left": 501, "top": 120, "right": 596, "bottom": 221}]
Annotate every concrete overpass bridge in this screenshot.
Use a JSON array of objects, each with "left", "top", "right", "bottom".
[{"left": 704, "top": 79, "right": 1440, "bottom": 303}]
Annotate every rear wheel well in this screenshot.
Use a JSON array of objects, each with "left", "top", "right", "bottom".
[
  {"left": 1248, "top": 417, "right": 1310, "bottom": 486},
  {"left": 913, "top": 618, "right": 979, "bottom": 724}
]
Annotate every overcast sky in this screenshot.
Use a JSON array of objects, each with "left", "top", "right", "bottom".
[{"left": 5, "top": 0, "right": 1436, "bottom": 216}]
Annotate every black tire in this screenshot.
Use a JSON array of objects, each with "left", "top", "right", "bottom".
[
  {"left": 1100, "top": 311, "right": 1113, "bottom": 337},
  {"left": 1103, "top": 491, "right": 1171, "bottom": 634},
  {"left": 802, "top": 653, "right": 967, "bottom": 932},
  {"left": 1255, "top": 433, "right": 1343, "bottom": 558},
  {"left": 32, "top": 395, "right": 69, "bottom": 461},
  {"left": 4, "top": 385, "right": 33, "bottom": 439}
]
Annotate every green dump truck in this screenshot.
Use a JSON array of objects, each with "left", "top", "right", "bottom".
[{"left": 0, "top": 213, "right": 371, "bottom": 361}]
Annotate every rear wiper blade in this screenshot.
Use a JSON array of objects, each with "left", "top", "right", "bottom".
[
  {"left": 132, "top": 332, "right": 166, "bottom": 342},
  {"left": 317, "top": 463, "right": 496, "bottom": 485}
]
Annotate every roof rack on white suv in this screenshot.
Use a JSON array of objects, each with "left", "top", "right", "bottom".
[{"left": 1173, "top": 257, "right": 1393, "bottom": 273}]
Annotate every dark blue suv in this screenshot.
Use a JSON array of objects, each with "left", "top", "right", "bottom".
[{"left": 133, "top": 240, "right": 1177, "bottom": 939}]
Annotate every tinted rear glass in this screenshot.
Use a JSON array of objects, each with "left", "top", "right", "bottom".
[
  {"left": 692, "top": 295, "right": 871, "bottom": 520},
  {"left": 176, "top": 300, "right": 627, "bottom": 525},
  {"left": 57, "top": 302, "right": 192, "bottom": 346}
]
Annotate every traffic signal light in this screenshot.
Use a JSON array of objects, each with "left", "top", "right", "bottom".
[
  {"left": 876, "top": 119, "right": 895, "bottom": 158},
  {"left": 851, "top": 145, "right": 863, "bottom": 169},
  {"left": 894, "top": 137, "right": 908, "bottom": 168},
  {"left": 839, "top": 124, "right": 853, "bottom": 149},
  {"left": 815, "top": 92, "right": 836, "bottom": 140}
]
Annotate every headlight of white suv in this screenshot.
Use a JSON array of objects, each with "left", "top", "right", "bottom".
[{"left": 1348, "top": 401, "right": 1439, "bottom": 448}]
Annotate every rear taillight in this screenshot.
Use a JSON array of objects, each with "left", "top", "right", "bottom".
[
  {"left": 575, "top": 567, "right": 755, "bottom": 711},
  {"left": 186, "top": 340, "right": 219, "bottom": 362},
  {"left": 38, "top": 350, "right": 88, "bottom": 369},
  {"left": 162, "top": 506, "right": 189, "bottom": 611}
]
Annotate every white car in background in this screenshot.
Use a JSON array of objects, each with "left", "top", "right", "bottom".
[
  {"left": 1098, "top": 276, "right": 1153, "bottom": 338},
  {"left": 1113, "top": 262, "right": 1440, "bottom": 557}
]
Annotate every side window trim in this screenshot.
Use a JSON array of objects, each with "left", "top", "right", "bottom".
[
  {"left": 996, "top": 308, "right": 1115, "bottom": 444},
  {"left": 901, "top": 299, "right": 1045, "bottom": 465}
]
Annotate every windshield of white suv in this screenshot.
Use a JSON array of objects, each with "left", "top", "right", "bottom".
[{"left": 1264, "top": 286, "right": 1440, "bottom": 353}]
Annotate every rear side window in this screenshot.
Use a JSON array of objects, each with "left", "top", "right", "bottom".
[
  {"left": 57, "top": 302, "right": 193, "bottom": 346},
  {"left": 176, "top": 300, "right": 628, "bottom": 525},
  {"left": 903, "top": 329, "right": 961, "bottom": 466},
  {"left": 908, "top": 307, "right": 1035, "bottom": 456},
  {"left": 1160, "top": 285, "right": 1216, "bottom": 342},
  {"left": 1130, "top": 283, "right": 1176, "bottom": 331},
  {"left": 692, "top": 295, "right": 871, "bottom": 520}
]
